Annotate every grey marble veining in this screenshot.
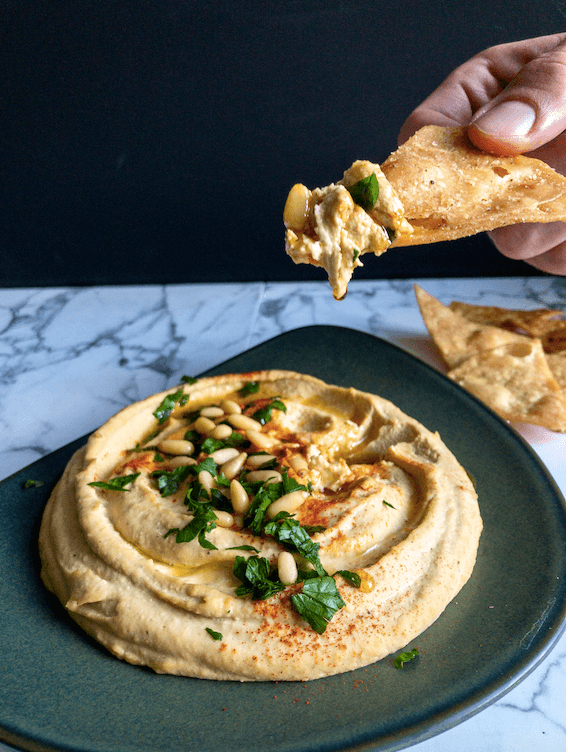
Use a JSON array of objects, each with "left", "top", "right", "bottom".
[{"left": 0, "top": 277, "right": 565, "bottom": 752}]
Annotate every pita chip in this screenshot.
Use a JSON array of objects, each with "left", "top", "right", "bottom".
[
  {"left": 448, "top": 301, "right": 564, "bottom": 338},
  {"left": 284, "top": 126, "right": 565, "bottom": 297},
  {"left": 383, "top": 126, "right": 566, "bottom": 246},
  {"left": 448, "top": 339, "right": 566, "bottom": 433},
  {"left": 414, "top": 285, "right": 532, "bottom": 369}
]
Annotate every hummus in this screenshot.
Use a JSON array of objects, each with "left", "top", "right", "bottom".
[
  {"left": 39, "top": 370, "right": 482, "bottom": 681},
  {"left": 284, "top": 161, "right": 413, "bottom": 300}
]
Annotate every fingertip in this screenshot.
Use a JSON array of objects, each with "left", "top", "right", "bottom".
[
  {"left": 467, "top": 122, "right": 527, "bottom": 155},
  {"left": 468, "top": 100, "right": 538, "bottom": 155}
]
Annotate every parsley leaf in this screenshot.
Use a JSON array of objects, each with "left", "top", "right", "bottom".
[
  {"left": 394, "top": 648, "right": 419, "bottom": 669},
  {"left": 281, "top": 470, "right": 308, "bottom": 495},
  {"left": 180, "top": 375, "right": 198, "bottom": 385},
  {"left": 24, "top": 479, "right": 44, "bottom": 488},
  {"left": 244, "top": 484, "right": 282, "bottom": 535},
  {"left": 291, "top": 576, "right": 345, "bottom": 634},
  {"left": 189, "top": 457, "right": 218, "bottom": 476},
  {"left": 233, "top": 555, "right": 285, "bottom": 600},
  {"left": 151, "top": 466, "right": 192, "bottom": 497},
  {"left": 165, "top": 505, "right": 218, "bottom": 547},
  {"left": 206, "top": 628, "right": 223, "bottom": 640},
  {"left": 264, "top": 517, "right": 326, "bottom": 576},
  {"left": 88, "top": 473, "right": 140, "bottom": 492},
  {"left": 200, "top": 437, "right": 226, "bottom": 454},
  {"left": 252, "top": 398, "right": 286, "bottom": 426},
  {"left": 334, "top": 570, "right": 361, "bottom": 588},
  {"left": 153, "top": 388, "right": 185, "bottom": 424},
  {"left": 239, "top": 381, "right": 259, "bottom": 396},
  {"left": 347, "top": 173, "right": 379, "bottom": 212}
]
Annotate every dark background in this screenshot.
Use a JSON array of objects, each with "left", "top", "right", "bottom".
[{"left": 1, "top": 0, "right": 565, "bottom": 287}]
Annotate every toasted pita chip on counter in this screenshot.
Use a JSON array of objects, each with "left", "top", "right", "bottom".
[
  {"left": 447, "top": 340, "right": 566, "bottom": 433},
  {"left": 284, "top": 125, "right": 566, "bottom": 298},
  {"left": 414, "top": 285, "right": 534, "bottom": 369},
  {"left": 546, "top": 351, "right": 566, "bottom": 393},
  {"left": 448, "top": 301, "right": 564, "bottom": 338},
  {"left": 414, "top": 285, "right": 566, "bottom": 432},
  {"left": 447, "top": 299, "right": 566, "bottom": 395}
]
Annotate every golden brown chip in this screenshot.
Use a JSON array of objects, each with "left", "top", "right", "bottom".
[
  {"left": 546, "top": 351, "right": 566, "bottom": 393},
  {"left": 448, "top": 301, "right": 564, "bottom": 338},
  {"left": 541, "top": 319, "right": 566, "bottom": 354},
  {"left": 448, "top": 339, "right": 566, "bottom": 433},
  {"left": 382, "top": 126, "right": 566, "bottom": 246},
  {"left": 414, "top": 285, "right": 532, "bottom": 369}
]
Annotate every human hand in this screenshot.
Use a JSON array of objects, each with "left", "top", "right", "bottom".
[{"left": 398, "top": 34, "right": 566, "bottom": 275}]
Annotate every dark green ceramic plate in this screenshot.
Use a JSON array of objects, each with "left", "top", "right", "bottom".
[{"left": 1, "top": 326, "right": 565, "bottom": 752}]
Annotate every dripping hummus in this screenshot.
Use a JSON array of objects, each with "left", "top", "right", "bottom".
[{"left": 39, "top": 370, "right": 482, "bottom": 681}]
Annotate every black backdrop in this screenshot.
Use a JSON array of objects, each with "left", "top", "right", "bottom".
[{"left": 1, "top": 0, "right": 565, "bottom": 287}]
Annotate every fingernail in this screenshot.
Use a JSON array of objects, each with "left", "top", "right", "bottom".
[{"left": 473, "top": 101, "right": 536, "bottom": 137}]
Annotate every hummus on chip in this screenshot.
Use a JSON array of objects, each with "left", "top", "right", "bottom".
[
  {"left": 285, "top": 126, "right": 566, "bottom": 299},
  {"left": 39, "top": 371, "right": 482, "bottom": 681}
]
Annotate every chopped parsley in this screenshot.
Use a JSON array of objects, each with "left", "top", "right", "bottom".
[
  {"left": 252, "top": 398, "right": 286, "bottom": 425},
  {"left": 164, "top": 505, "right": 218, "bottom": 549},
  {"left": 24, "top": 479, "right": 44, "bottom": 489},
  {"left": 151, "top": 465, "right": 193, "bottom": 497},
  {"left": 153, "top": 388, "right": 185, "bottom": 424},
  {"left": 353, "top": 248, "right": 360, "bottom": 264},
  {"left": 347, "top": 173, "right": 379, "bottom": 212},
  {"left": 206, "top": 628, "right": 223, "bottom": 641},
  {"left": 264, "top": 517, "right": 326, "bottom": 576},
  {"left": 383, "top": 500, "right": 395, "bottom": 509},
  {"left": 334, "top": 570, "right": 362, "bottom": 588},
  {"left": 238, "top": 381, "right": 260, "bottom": 397},
  {"left": 291, "top": 576, "right": 345, "bottom": 634},
  {"left": 233, "top": 555, "right": 285, "bottom": 600},
  {"left": 88, "top": 473, "right": 140, "bottom": 492},
  {"left": 394, "top": 648, "right": 419, "bottom": 669},
  {"left": 180, "top": 375, "right": 198, "bottom": 385}
]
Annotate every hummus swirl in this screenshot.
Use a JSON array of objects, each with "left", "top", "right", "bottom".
[{"left": 39, "top": 370, "right": 482, "bottom": 681}]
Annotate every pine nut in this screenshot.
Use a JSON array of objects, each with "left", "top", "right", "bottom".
[
  {"left": 168, "top": 456, "right": 198, "bottom": 468},
  {"left": 158, "top": 439, "right": 195, "bottom": 456},
  {"left": 246, "top": 453, "right": 277, "bottom": 468},
  {"left": 245, "top": 429, "right": 277, "bottom": 449},
  {"left": 227, "top": 413, "right": 263, "bottom": 431},
  {"left": 212, "top": 509, "right": 234, "bottom": 528},
  {"left": 230, "top": 479, "right": 250, "bottom": 514},
  {"left": 289, "top": 455, "right": 309, "bottom": 474},
  {"left": 283, "top": 183, "right": 310, "bottom": 231},
  {"left": 221, "top": 399, "right": 241, "bottom": 414},
  {"left": 267, "top": 490, "right": 308, "bottom": 518},
  {"left": 220, "top": 452, "right": 247, "bottom": 480},
  {"left": 210, "top": 447, "right": 240, "bottom": 465},
  {"left": 198, "top": 470, "right": 215, "bottom": 492},
  {"left": 200, "top": 406, "right": 225, "bottom": 418},
  {"left": 194, "top": 416, "right": 216, "bottom": 434},
  {"left": 278, "top": 551, "right": 298, "bottom": 586},
  {"left": 210, "top": 423, "right": 233, "bottom": 440},
  {"left": 246, "top": 469, "right": 282, "bottom": 484}
]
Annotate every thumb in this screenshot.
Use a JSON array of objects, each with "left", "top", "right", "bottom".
[{"left": 468, "top": 39, "right": 566, "bottom": 155}]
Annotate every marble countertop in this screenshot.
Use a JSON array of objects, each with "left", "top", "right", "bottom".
[{"left": 1, "top": 276, "right": 565, "bottom": 752}]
